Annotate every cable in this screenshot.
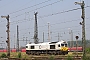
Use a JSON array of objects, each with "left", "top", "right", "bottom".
[
  {"left": 10, "top": 0, "right": 63, "bottom": 19},
  {"left": 0, "top": 5, "right": 89, "bottom": 25},
  {"left": 0, "top": 6, "right": 90, "bottom": 34},
  {"left": 10, "top": 18, "right": 90, "bottom": 37},
  {"left": 38, "top": 6, "right": 90, "bottom": 19},
  {"left": 0, "top": 16, "right": 90, "bottom": 31},
  {"left": 14, "top": 0, "right": 33, "bottom": 10},
  {"left": 9, "top": 17, "right": 90, "bottom": 34},
  {"left": 19, "top": 24, "right": 90, "bottom": 38},
  {"left": 9, "top": 0, "right": 52, "bottom": 14},
  {"left": 13, "top": 19, "right": 81, "bottom": 32},
  {"left": 10, "top": 6, "right": 90, "bottom": 25},
  {"left": 1, "top": 23, "right": 90, "bottom": 40}
]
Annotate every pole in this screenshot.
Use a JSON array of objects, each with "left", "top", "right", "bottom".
[
  {"left": 6, "top": 15, "right": 10, "bottom": 57},
  {"left": 14, "top": 34, "right": 15, "bottom": 49},
  {"left": 68, "top": 28, "right": 72, "bottom": 51},
  {"left": 29, "top": 32, "right": 30, "bottom": 42},
  {"left": 48, "top": 22, "right": 50, "bottom": 42},
  {"left": 43, "top": 32, "right": 44, "bottom": 42},
  {"left": 75, "top": 36, "right": 79, "bottom": 57},
  {"left": 81, "top": 1, "right": 86, "bottom": 59},
  {"left": 58, "top": 33, "right": 60, "bottom": 41},
  {"left": 76, "top": 38, "right": 78, "bottom": 56},
  {"left": 75, "top": 1, "right": 86, "bottom": 59},
  {"left": 26, "top": 37, "right": 27, "bottom": 44},
  {"left": 1, "top": 15, "right": 10, "bottom": 57},
  {"left": 17, "top": 25, "right": 19, "bottom": 52},
  {"left": 34, "top": 12, "right": 38, "bottom": 44},
  {"left": 71, "top": 30, "right": 73, "bottom": 48}
]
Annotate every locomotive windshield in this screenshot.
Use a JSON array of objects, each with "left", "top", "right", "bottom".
[
  {"left": 58, "top": 44, "right": 60, "bottom": 47},
  {"left": 61, "top": 44, "right": 64, "bottom": 46},
  {"left": 61, "top": 43, "right": 67, "bottom": 47},
  {"left": 65, "top": 44, "right": 67, "bottom": 47}
]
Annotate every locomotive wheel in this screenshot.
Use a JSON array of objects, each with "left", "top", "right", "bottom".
[{"left": 53, "top": 51, "right": 56, "bottom": 55}]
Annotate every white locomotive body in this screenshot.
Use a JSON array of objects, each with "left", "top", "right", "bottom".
[{"left": 26, "top": 40, "right": 68, "bottom": 55}]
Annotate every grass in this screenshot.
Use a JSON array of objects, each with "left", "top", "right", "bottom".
[
  {"left": 0, "top": 52, "right": 27, "bottom": 58},
  {"left": 0, "top": 52, "right": 89, "bottom": 59}
]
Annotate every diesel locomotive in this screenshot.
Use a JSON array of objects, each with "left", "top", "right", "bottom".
[{"left": 26, "top": 40, "right": 68, "bottom": 55}]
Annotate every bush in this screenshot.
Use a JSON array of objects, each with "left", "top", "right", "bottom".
[
  {"left": 85, "top": 56, "right": 90, "bottom": 60},
  {"left": 86, "top": 48, "right": 90, "bottom": 53},
  {"left": 17, "top": 52, "right": 22, "bottom": 58},
  {"left": 67, "top": 55, "right": 73, "bottom": 60},
  {"left": 49, "top": 55, "right": 55, "bottom": 60},
  {"left": 0, "top": 53, "right": 7, "bottom": 58},
  {"left": 24, "top": 55, "right": 26, "bottom": 59}
]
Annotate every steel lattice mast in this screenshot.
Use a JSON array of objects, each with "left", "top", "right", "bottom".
[{"left": 34, "top": 12, "right": 39, "bottom": 44}]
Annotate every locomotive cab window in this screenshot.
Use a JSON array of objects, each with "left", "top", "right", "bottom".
[
  {"left": 50, "top": 45, "right": 55, "bottom": 49},
  {"left": 61, "top": 44, "right": 64, "bottom": 46},
  {"left": 31, "top": 46, "right": 34, "bottom": 49},
  {"left": 58, "top": 44, "right": 60, "bottom": 47},
  {"left": 26, "top": 46, "right": 28, "bottom": 48},
  {"left": 65, "top": 44, "right": 67, "bottom": 47}
]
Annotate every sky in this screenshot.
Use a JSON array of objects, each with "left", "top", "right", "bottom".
[{"left": 0, "top": 0, "right": 90, "bottom": 48}]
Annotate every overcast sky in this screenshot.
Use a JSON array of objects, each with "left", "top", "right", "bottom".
[{"left": 0, "top": 0, "right": 90, "bottom": 48}]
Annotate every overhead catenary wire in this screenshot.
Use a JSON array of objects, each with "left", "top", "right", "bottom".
[
  {"left": 7, "top": 17, "right": 90, "bottom": 33},
  {"left": 1, "top": 6, "right": 88, "bottom": 26},
  {"left": 0, "top": 0, "right": 90, "bottom": 48},
  {"left": 0, "top": 4, "right": 90, "bottom": 32},
  {"left": 0, "top": 0, "right": 52, "bottom": 23},
  {"left": 9, "top": 18, "right": 87, "bottom": 31},
  {"left": 1, "top": 23, "right": 90, "bottom": 42},
  {"left": 0, "top": 5, "right": 90, "bottom": 24},
  {"left": 38, "top": 6, "right": 90, "bottom": 19},
  {"left": 0, "top": 16, "right": 90, "bottom": 32},
  {"left": 19, "top": 24, "right": 90, "bottom": 39},
  {"left": 9, "top": 0, "right": 52, "bottom": 15},
  {"left": 10, "top": 0, "right": 63, "bottom": 19},
  {"left": 9, "top": 18, "right": 90, "bottom": 38},
  {"left": 9, "top": 23, "right": 90, "bottom": 40}
]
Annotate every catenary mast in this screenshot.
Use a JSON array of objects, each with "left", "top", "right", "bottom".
[{"left": 34, "top": 12, "right": 39, "bottom": 44}]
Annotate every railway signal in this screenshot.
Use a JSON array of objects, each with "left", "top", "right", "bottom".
[
  {"left": 1, "top": 15, "right": 10, "bottom": 57},
  {"left": 75, "top": 36, "right": 79, "bottom": 57}
]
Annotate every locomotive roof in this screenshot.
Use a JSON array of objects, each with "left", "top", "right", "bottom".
[{"left": 26, "top": 40, "right": 66, "bottom": 46}]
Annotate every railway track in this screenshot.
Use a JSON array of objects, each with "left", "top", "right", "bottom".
[{"left": 1, "top": 55, "right": 82, "bottom": 60}]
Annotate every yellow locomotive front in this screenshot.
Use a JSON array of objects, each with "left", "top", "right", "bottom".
[{"left": 60, "top": 43, "right": 68, "bottom": 54}]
